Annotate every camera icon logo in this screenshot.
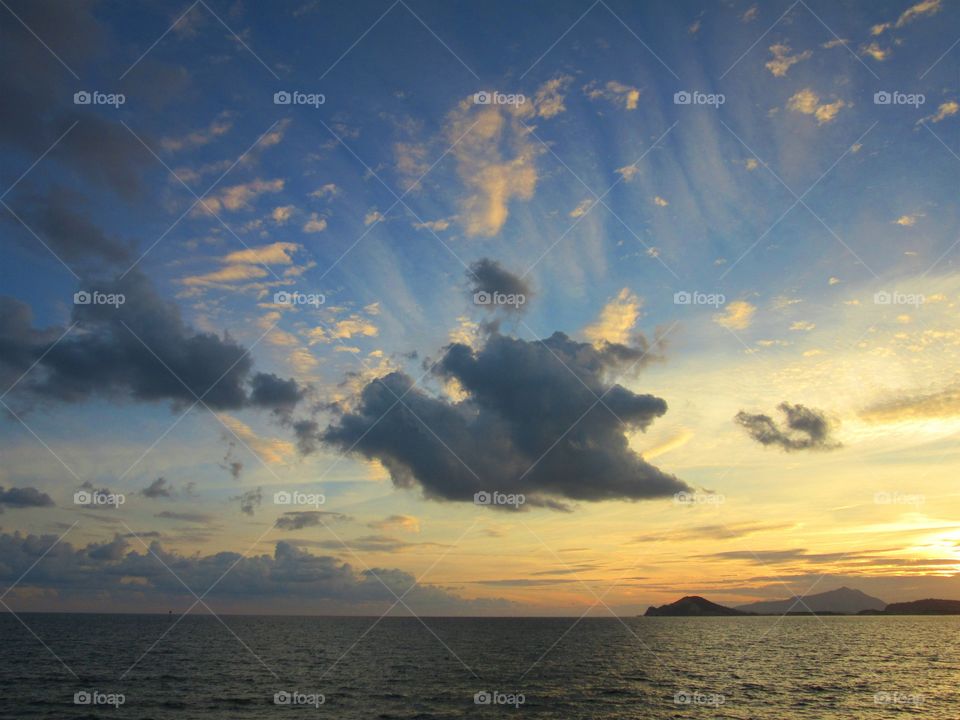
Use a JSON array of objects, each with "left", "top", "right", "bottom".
[
  {"left": 674, "top": 91, "right": 692, "bottom": 105},
  {"left": 274, "top": 691, "right": 291, "bottom": 705},
  {"left": 874, "top": 91, "right": 892, "bottom": 105},
  {"left": 273, "top": 491, "right": 292, "bottom": 505},
  {"left": 73, "top": 91, "right": 91, "bottom": 105},
  {"left": 274, "top": 91, "right": 292, "bottom": 105},
  {"left": 274, "top": 291, "right": 293, "bottom": 305},
  {"left": 474, "top": 491, "right": 491, "bottom": 505},
  {"left": 74, "top": 290, "right": 92, "bottom": 305},
  {"left": 474, "top": 691, "right": 492, "bottom": 705},
  {"left": 473, "top": 91, "right": 491, "bottom": 105},
  {"left": 673, "top": 290, "right": 691, "bottom": 305},
  {"left": 874, "top": 291, "right": 891, "bottom": 305},
  {"left": 473, "top": 291, "right": 491, "bottom": 305},
  {"left": 74, "top": 490, "right": 92, "bottom": 505},
  {"left": 74, "top": 691, "right": 92, "bottom": 704}
]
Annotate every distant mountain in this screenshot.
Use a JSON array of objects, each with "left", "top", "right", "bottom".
[
  {"left": 645, "top": 596, "right": 752, "bottom": 616},
  {"left": 879, "top": 599, "right": 960, "bottom": 615},
  {"left": 735, "top": 586, "right": 886, "bottom": 615}
]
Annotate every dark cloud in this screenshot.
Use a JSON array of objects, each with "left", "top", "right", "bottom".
[
  {"left": 275, "top": 511, "right": 349, "bottom": 530},
  {"left": 0, "top": 486, "right": 54, "bottom": 509},
  {"left": 155, "top": 510, "right": 214, "bottom": 524},
  {"left": 0, "top": 1, "right": 151, "bottom": 200},
  {"left": 250, "top": 372, "right": 305, "bottom": 415},
  {"left": 467, "top": 258, "right": 532, "bottom": 312},
  {"left": 141, "top": 477, "right": 174, "bottom": 498},
  {"left": 735, "top": 402, "right": 841, "bottom": 452},
  {"left": 232, "top": 487, "right": 262, "bottom": 516},
  {"left": 0, "top": 531, "right": 511, "bottom": 614},
  {"left": 5, "top": 187, "right": 133, "bottom": 265},
  {"left": 0, "top": 272, "right": 304, "bottom": 416},
  {"left": 316, "top": 330, "right": 688, "bottom": 508}
]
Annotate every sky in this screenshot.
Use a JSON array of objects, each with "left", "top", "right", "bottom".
[{"left": 0, "top": 0, "right": 959, "bottom": 617}]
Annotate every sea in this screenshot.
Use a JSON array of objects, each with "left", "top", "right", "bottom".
[{"left": 1, "top": 614, "right": 957, "bottom": 718}]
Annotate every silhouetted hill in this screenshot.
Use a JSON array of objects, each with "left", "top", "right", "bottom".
[
  {"left": 645, "top": 596, "right": 751, "bottom": 616},
  {"left": 879, "top": 599, "right": 960, "bottom": 615},
  {"left": 735, "top": 587, "right": 886, "bottom": 615}
]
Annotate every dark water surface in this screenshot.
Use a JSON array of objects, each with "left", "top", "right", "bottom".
[{"left": 1, "top": 614, "right": 957, "bottom": 718}]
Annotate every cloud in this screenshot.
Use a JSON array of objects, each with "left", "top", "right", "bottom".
[
  {"left": 786, "top": 89, "right": 847, "bottom": 124},
  {"left": 0, "top": 486, "right": 54, "bottom": 509},
  {"left": 652, "top": 196, "right": 669, "bottom": 207},
  {"left": 141, "top": 477, "right": 174, "bottom": 498},
  {"left": 218, "top": 414, "right": 296, "bottom": 465},
  {"left": 275, "top": 511, "right": 349, "bottom": 530},
  {"left": 0, "top": 2, "right": 151, "bottom": 200},
  {"left": 446, "top": 97, "right": 540, "bottom": 237},
  {"left": 180, "top": 242, "right": 304, "bottom": 288},
  {"left": 160, "top": 114, "right": 232, "bottom": 152},
  {"left": 735, "top": 402, "right": 842, "bottom": 451},
  {"left": 155, "top": 510, "right": 214, "bottom": 523},
  {"left": 467, "top": 258, "right": 532, "bottom": 312},
  {"left": 714, "top": 300, "right": 756, "bottom": 330},
  {"left": 583, "top": 81, "right": 641, "bottom": 110},
  {"left": 584, "top": 289, "right": 642, "bottom": 346},
  {"left": 5, "top": 187, "right": 132, "bottom": 266},
  {"left": 314, "top": 329, "right": 688, "bottom": 507},
  {"left": 232, "top": 487, "right": 262, "bottom": 516},
  {"left": 871, "top": 0, "right": 941, "bottom": 35},
  {"left": 894, "top": 214, "right": 921, "bottom": 227},
  {"left": 0, "top": 531, "right": 503, "bottom": 614},
  {"left": 368, "top": 514, "right": 421, "bottom": 533},
  {"left": 569, "top": 198, "right": 594, "bottom": 218},
  {"left": 303, "top": 213, "right": 327, "bottom": 233},
  {"left": 860, "top": 381, "right": 960, "bottom": 423},
  {"left": 765, "top": 43, "right": 812, "bottom": 77},
  {"left": 532, "top": 75, "right": 573, "bottom": 118},
  {"left": 741, "top": 5, "right": 759, "bottom": 22},
  {"left": 364, "top": 209, "right": 384, "bottom": 226},
  {"left": 616, "top": 165, "right": 640, "bottom": 182},
  {"left": 0, "top": 272, "right": 304, "bottom": 416},
  {"left": 413, "top": 218, "right": 451, "bottom": 232},
  {"left": 271, "top": 205, "right": 295, "bottom": 224},
  {"left": 199, "top": 179, "right": 284, "bottom": 214},
  {"left": 860, "top": 42, "right": 889, "bottom": 61},
  {"left": 309, "top": 183, "right": 340, "bottom": 199},
  {"left": 789, "top": 321, "right": 815, "bottom": 331},
  {"left": 920, "top": 101, "right": 958, "bottom": 124}
]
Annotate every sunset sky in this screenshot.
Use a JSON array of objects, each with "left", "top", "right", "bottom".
[{"left": 1, "top": 0, "right": 959, "bottom": 616}]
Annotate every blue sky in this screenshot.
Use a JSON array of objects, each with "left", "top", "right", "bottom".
[{"left": 1, "top": 0, "right": 959, "bottom": 615}]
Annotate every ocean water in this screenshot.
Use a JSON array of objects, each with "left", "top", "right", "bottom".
[{"left": 1, "top": 614, "right": 957, "bottom": 718}]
